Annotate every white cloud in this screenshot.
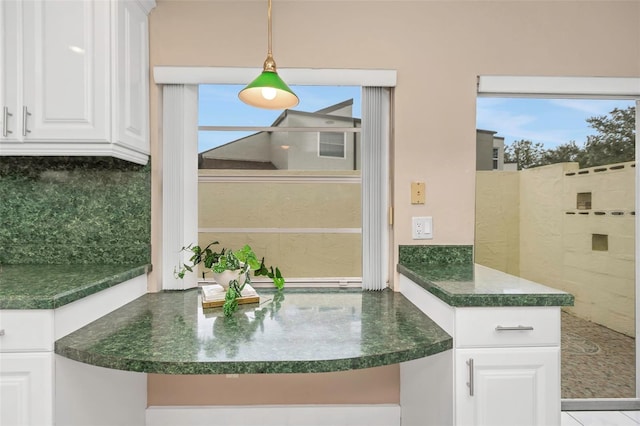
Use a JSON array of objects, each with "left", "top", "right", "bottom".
[
  {"left": 477, "top": 106, "right": 577, "bottom": 147},
  {"left": 549, "top": 99, "right": 612, "bottom": 115}
]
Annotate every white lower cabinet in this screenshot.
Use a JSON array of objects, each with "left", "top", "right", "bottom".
[
  {"left": 453, "top": 306, "right": 561, "bottom": 426},
  {"left": 0, "top": 274, "right": 147, "bottom": 426},
  {"left": 455, "top": 347, "right": 560, "bottom": 426},
  {"left": 399, "top": 275, "right": 563, "bottom": 426},
  {"left": 0, "top": 352, "right": 53, "bottom": 426}
]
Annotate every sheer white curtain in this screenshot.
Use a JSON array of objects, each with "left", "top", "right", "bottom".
[{"left": 361, "top": 87, "right": 391, "bottom": 290}]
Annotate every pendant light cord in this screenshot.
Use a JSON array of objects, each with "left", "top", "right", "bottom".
[{"left": 267, "top": 0, "right": 272, "bottom": 56}]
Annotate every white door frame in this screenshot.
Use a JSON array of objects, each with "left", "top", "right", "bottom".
[{"left": 478, "top": 75, "right": 640, "bottom": 411}]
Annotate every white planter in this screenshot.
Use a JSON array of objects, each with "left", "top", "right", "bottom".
[{"left": 211, "top": 269, "right": 247, "bottom": 290}]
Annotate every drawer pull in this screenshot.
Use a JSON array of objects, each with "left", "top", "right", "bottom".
[
  {"left": 22, "top": 106, "right": 31, "bottom": 136},
  {"left": 466, "top": 358, "right": 474, "bottom": 396},
  {"left": 496, "top": 325, "right": 534, "bottom": 331},
  {"left": 0, "top": 329, "right": 4, "bottom": 336},
  {"left": 2, "top": 107, "right": 12, "bottom": 137}
]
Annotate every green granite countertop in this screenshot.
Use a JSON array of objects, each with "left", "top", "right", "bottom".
[
  {"left": 55, "top": 288, "right": 453, "bottom": 374},
  {"left": 398, "top": 263, "right": 574, "bottom": 307},
  {"left": 0, "top": 264, "right": 149, "bottom": 309}
]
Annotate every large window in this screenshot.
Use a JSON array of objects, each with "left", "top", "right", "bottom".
[{"left": 157, "top": 68, "right": 395, "bottom": 292}]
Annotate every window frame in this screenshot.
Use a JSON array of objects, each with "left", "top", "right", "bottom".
[
  {"left": 156, "top": 67, "right": 396, "bottom": 293},
  {"left": 478, "top": 75, "right": 640, "bottom": 411}
]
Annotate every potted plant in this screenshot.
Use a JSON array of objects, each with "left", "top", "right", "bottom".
[{"left": 176, "top": 241, "right": 285, "bottom": 316}]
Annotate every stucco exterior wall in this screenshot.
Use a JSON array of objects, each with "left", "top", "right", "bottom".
[
  {"left": 198, "top": 170, "right": 362, "bottom": 279},
  {"left": 476, "top": 162, "right": 635, "bottom": 336},
  {"left": 560, "top": 163, "right": 636, "bottom": 336},
  {"left": 475, "top": 170, "right": 520, "bottom": 275},
  {"left": 147, "top": 0, "right": 640, "bottom": 408},
  {"left": 518, "top": 163, "right": 576, "bottom": 290}
]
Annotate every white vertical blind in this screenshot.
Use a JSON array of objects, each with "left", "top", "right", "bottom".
[
  {"left": 162, "top": 84, "right": 199, "bottom": 290},
  {"left": 361, "top": 87, "right": 390, "bottom": 290}
]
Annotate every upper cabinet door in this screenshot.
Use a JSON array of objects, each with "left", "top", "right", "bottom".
[
  {"left": 114, "top": 0, "right": 150, "bottom": 154},
  {"left": 0, "top": 0, "right": 19, "bottom": 141},
  {"left": 21, "top": 0, "right": 110, "bottom": 142}
]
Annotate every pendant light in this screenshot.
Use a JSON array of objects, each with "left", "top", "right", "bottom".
[{"left": 238, "top": 0, "right": 299, "bottom": 110}]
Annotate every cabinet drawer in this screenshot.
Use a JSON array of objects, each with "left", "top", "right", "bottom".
[
  {"left": 455, "top": 307, "right": 560, "bottom": 348},
  {"left": 0, "top": 310, "right": 54, "bottom": 352}
]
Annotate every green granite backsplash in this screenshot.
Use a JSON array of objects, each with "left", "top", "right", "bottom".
[
  {"left": 0, "top": 157, "right": 150, "bottom": 264},
  {"left": 399, "top": 245, "right": 473, "bottom": 266}
]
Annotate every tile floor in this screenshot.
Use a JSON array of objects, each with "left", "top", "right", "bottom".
[{"left": 562, "top": 411, "right": 640, "bottom": 425}]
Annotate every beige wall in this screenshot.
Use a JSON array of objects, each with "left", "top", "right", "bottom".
[
  {"left": 148, "top": 365, "right": 399, "bottom": 405},
  {"left": 149, "top": 0, "right": 640, "bottom": 291},
  {"left": 475, "top": 170, "right": 520, "bottom": 275},
  {"left": 147, "top": 0, "right": 640, "bottom": 407},
  {"left": 476, "top": 162, "right": 636, "bottom": 336}
]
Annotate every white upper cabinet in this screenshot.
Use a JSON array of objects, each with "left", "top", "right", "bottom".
[
  {"left": 113, "top": 0, "right": 150, "bottom": 155},
  {"left": 0, "top": 0, "right": 18, "bottom": 142},
  {"left": 22, "top": 0, "right": 110, "bottom": 142},
  {"left": 0, "top": 0, "right": 155, "bottom": 165}
]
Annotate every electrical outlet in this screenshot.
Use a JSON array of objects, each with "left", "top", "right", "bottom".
[{"left": 412, "top": 216, "right": 433, "bottom": 239}]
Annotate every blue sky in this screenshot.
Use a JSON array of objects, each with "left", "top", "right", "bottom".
[
  {"left": 476, "top": 98, "right": 635, "bottom": 150},
  {"left": 198, "top": 85, "right": 634, "bottom": 153},
  {"left": 198, "top": 85, "right": 361, "bottom": 152}
]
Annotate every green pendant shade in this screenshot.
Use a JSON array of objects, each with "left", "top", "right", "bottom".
[
  {"left": 238, "top": 70, "right": 299, "bottom": 110},
  {"left": 238, "top": 0, "right": 298, "bottom": 110}
]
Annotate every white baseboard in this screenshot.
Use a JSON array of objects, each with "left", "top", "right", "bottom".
[{"left": 146, "top": 404, "right": 401, "bottom": 426}]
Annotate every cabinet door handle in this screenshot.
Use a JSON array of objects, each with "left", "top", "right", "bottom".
[
  {"left": 0, "top": 329, "right": 5, "bottom": 336},
  {"left": 466, "top": 358, "right": 474, "bottom": 396},
  {"left": 495, "top": 325, "right": 534, "bottom": 331},
  {"left": 22, "top": 106, "right": 31, "bottom": 136},
  {"left": 2, "top": 107, "right": 12, "bottom": 137}
]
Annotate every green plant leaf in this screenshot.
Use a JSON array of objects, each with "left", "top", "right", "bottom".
[
  {"left": 254, "top": 258, "right": 268, "bottom": 276},
  {"left": 234, "top": 245, "right": 261, "bottom": 270}
]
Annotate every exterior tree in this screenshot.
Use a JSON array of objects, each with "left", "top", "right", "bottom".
[
  {"left": 580, "top": 106, "right": 635, "bottom": 168},
  {"left": 541, "top": 141, "right": 581, "bottom": 165},
  {"left": 504, "top": 139, "right": 545, "bottom": 170},
  {"left": 502, "top": 106, "right": 635, "bottom": 169}
]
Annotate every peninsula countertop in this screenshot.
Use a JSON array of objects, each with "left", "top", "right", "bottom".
[
  {"left": 398, "top": 262, "right": 574, "bottom": 307},
  {"left": 55, "top": 288, "right": 453, "bottom": 374},
  {"left": 0, "top": 264, "right": 150, "bottom": 309}
]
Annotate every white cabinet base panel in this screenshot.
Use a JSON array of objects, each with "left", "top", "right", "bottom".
[
  {"left": 146, "top": 404, "right": 401, "bottom": 426},
  {"left": 56, "top": 355, "right": 147, "bottom": 426}
]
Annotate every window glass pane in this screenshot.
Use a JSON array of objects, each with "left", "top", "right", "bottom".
[
  {"left": 475, "top": 97, "right": 636, "bottom": 400},
  {"left": 198, "top": 85, "right": 362, "bottom": 284}
]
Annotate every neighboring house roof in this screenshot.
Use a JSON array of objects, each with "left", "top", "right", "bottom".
[
  {"left": 270, "top": 99, "right": 359, "bottom": 128},
  {"left": 200, "top": 131, "right": 263, "bottom": 156},
  {"left": 199, "top": 99, "right": 360, "bottom": 158},
  {"left": 476, "top": 129, "right": 498, "bottom": 135}
]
